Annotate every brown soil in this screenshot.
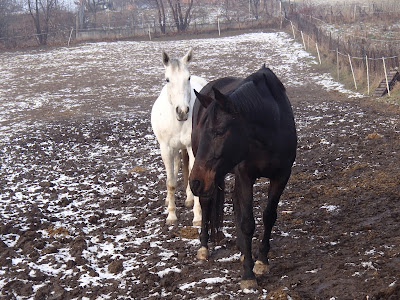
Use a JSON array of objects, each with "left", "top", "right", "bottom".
[{"left": 1, "top": 33, "right": 399, "bottom": 299}]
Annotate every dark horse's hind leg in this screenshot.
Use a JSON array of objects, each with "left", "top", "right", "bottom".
[
  {"left": 255, "top": 173, "right": 291, "bottom": 274},
  {"left": 233, "top": 170, "right": 257, "bottom": 289}
]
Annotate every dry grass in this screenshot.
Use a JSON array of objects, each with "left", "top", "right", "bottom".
[{"left": 46, "top": 226, "right": 70, "bottom": 237}]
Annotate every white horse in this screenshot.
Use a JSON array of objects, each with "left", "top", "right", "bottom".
[{"left": 151, "top": 48, "right": 207, "bottom": 226}]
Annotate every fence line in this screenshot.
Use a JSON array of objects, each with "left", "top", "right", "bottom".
[
  {"left": 286, "top": 17, "right": 399, "bottom": 95},
  {"left": 305, "top": 14, "right": 400, "bottom": 43},
  {"left": 287, "top": 18, "right": 399, "bottom": 62}
]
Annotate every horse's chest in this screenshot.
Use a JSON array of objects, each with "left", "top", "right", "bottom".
[{"left": 158, "top": 120, "right": 191, "bottom": 146}]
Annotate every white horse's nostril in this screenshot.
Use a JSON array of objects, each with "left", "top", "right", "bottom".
[{"left": 176, "top": 106, "right": 189, "bottom": 115}]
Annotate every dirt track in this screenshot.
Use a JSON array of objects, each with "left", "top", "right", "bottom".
[{"left": 1, "top": 32, "right": 400, "bottom": 299}]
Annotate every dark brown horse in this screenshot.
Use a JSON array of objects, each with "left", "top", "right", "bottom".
[{"left": 189, "top": 65, "right": 297, "bottom": 289}]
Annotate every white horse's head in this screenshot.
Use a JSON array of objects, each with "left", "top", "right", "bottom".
[{"left": 162, "top": 48, "right": 193, "bottom": 121}]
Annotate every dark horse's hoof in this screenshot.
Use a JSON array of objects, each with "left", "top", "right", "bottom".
[
  {"left": 253, "top": 260, "right": 269, "bottom": 275},
  {"left": 197, "top": 246, "right": 209, "bottom": 260},
  {"left": 240, "top": 279, "right": 258, "bottom": 290}
]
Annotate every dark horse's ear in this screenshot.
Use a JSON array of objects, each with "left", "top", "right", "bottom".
[
  {"left": 194, "top": 90, "right": 213, "bottom": 108},
  {"left": 213, "top": 87, "right": 236, "bottom": 114}
]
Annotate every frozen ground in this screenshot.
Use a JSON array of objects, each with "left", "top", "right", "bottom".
[{"left": 0, "top": 32, "right": 399, "bottom": 299}]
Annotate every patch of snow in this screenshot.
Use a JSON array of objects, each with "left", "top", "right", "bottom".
[{"left": 321, "top": 204, "right": 340, "bottom": 212}]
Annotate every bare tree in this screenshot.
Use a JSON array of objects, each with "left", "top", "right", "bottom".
[
  {"left": 155, "top": 0, "right": 166, "bottom": 33},
  {"left": 27, "top": 0, "right": 57, "bottom": 45},
  {"left": 250, "top": 0, "right": 260, "bottom": 20},
  {"left": 0, "top": 0, "right": 21, "bottom": 39},
  {"left": 83, "top": 0, "right": 101, "bottom": 28},
  {"left": 167, "top": 0, "right": 194, "bottom": 32}
]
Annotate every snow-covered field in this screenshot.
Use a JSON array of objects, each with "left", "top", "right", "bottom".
[{"left": 1, "top": 32, "right": 399, "bottom": 299}]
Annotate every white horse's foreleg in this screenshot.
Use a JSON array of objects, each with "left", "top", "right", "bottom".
[
  {"left": 181, "top": 149, "right": 189, "bottom": 190},
  {"left": 182, "top": 149, "right": 194, "bottom": 208},
  {"left": 192, "top": 196, "right": 201, "bottom": 227},
  {"left": 160, "top": 144, "right": 178, "bottom": 225},
  {"left": 188, "top": 147, "right": 202, "bottom": 226}
]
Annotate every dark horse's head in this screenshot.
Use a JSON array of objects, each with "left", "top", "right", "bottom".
[{"left": 189, "top": 86, "right": 248, "bottom": 197}]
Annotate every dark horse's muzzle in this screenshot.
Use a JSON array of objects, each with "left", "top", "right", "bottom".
[
  {"left": 189, "top": 179, "right": 203, "bottom": 196},
  {"left": 189, "top": 165, "right": 216, "bottom": 197}
]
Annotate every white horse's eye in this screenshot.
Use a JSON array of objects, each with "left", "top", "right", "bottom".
[
  {"left": 188, "top": 76, "right": 191, "bottom": 81},
  {"left": 166, "top": 78, "right": 170, "bottom": 83}
]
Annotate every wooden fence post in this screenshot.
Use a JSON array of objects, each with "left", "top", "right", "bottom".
[
  {"left": 217, "top": 18, "right": 221, "bottom": 36},
  {"left": 365, "top": 55, "right": 370, "bottom": 95},
  {"left": 316, "top": 42, "right": 321, "bottom": 64},
  {"left": 291, "top": 21, "right": 296, "bottom": 39},
  {"left": 301, "top": 31, "right": 306, "bottom": 49},
  {"left": 382, "top": 57, "right": 390, "bottom": 97},
  {"left": 337, "top": 48, "right": 340, "bottom": 80},
  {"left": 348, "top": 54, "right": 357, "bottom": 90},
  {"left": 148, "top": 24, "right": 151, "bottom": 40},
  {"left": 68, "top": 27, "right": 74, "bottom": 46}
]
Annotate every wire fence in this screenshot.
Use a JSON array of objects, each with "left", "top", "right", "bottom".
[
  {"left": 278, "top": 0, "right": 400, "bottom": 96},
  {"left": 1, "top": 1, "right": 399, "bottom": 97},
  {"left": 286, "top": 16, "right": 399, "bottom": 96}
]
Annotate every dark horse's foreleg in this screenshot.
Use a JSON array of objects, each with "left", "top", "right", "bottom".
[
  {"left": 233, "top": 170, "right": 257, "bottom": 289},
  {"left": 197, "top": 178, "right": 225, "bottom": 260},
  {"left": 254, "top": 173, "right": 291, "bottom": 275},
  {"left": 197, "top": 195, "right": 210, "bottom": 260}
]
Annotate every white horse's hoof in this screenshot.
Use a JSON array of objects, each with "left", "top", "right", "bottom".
[
  {"left": 197, "top": 246, "right": 209, "bottom": 260},
  {"left": 166, "top": 217, "right": 177, "bottom": 225},
  {"left": 192, "top": 220, "right": 201, "bottom": 227},
  {"left": 240, "top": 279, "right": 258, "bottom": 290},
  {"left": 253, "top": 260, "right": 269, "bottom": 275}
]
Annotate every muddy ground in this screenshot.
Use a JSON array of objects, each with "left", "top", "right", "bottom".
[{"left": 0, "top": 32, "right": 399, "bottom": 299}]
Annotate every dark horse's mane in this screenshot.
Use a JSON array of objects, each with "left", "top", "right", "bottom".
[{"left": 227, "top": 66, "right": 292, "bottom": 127}]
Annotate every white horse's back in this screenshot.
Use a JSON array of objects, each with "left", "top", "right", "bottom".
[{"left": 190, "top": 75, "right": 208, "bottom": 90}]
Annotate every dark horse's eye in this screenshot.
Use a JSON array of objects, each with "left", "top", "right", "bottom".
[{"left": 215, "top": 128, "right": 226, "bottom": 137}]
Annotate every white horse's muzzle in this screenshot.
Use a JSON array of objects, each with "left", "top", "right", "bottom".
[{"left": 176, "top": 106, "right": 189, "bottom": 121}]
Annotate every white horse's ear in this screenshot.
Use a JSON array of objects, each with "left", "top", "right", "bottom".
[
  {"left": 162, "top": 50, "right": 170, "bottom": 66},
  {"left": 182, "top": 48, "right": 193, "bottom": 65}
]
